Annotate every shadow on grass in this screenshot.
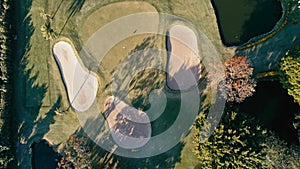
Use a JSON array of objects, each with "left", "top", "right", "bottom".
[
  {"left": 11, "top": 0, "right": 64, "bottom": 167},
  {"left": 17, "top": 58, "right": 62, "bottom": 167},
  {"left": 59, "top": 0, "right": 86, "bottom": 35},
  {"left": 111, "top": 36, "right": 160, "bottom": 102},
  {"left": 68, "top": 0, "right": 86, "bottom": 16},
  {"left": 74, "top": 127, "right": 185, "bottom": 169},
  {"left": 77, "top": 34, "right": 210, "bottom": 168}
]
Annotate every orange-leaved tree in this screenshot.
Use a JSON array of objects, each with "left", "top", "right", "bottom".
[{"left": 220, "top": 56, "right": 256, "bottom": 103}]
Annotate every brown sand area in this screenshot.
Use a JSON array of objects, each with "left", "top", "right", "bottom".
[
  {"left": 103, "top": 96, "right": 151, "bottom": 149},
  {"left": 167, "top": 25, "right": 201, "bottom": 91}
]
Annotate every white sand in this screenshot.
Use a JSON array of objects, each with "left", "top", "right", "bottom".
[
  {"left": 53, "top": 41, "right": 98, "bottom": 112},
  {"left": 167, "top": 25, "right": 201, "bottom": 91},
  {"left": 103, "top": 96, "right": 151, "bottom": 149}
]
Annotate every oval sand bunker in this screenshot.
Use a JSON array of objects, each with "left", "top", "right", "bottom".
[
  {"left": 166, "top": 25, "right": 201, "bottom": 91},
  {"left": 53, "top": 41, "right": 98, "bottom": 112},
  {"left": 103, "top": 96, "right": 151, "bottom": 149}
]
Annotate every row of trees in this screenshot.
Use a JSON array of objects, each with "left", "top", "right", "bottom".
[
  {"left": 195, "top": 57, "right": 260, "bottom": 168},
  {"left": 194, "top": 110, "right": 300, "bottom": 168},
  {"left": 193, "top": 54, "right": 300, "bottom": 168},
  {"left": 0, "top": 0, "right": 14, "bottom": 168}
]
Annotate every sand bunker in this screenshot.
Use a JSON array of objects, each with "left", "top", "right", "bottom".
[
  {"left": 166, "top": 25, "right": 201, "bottom": 90},
  {"left": 53, "top": 41, "right": 98, "bottom": 112},
  {"left": 103, "top": 96, "right": 151, "bottom": 149}
]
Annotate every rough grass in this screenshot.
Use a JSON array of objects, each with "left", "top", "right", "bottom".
[{"left": 24, "top": 0, "right": 51, "bottom": 107}]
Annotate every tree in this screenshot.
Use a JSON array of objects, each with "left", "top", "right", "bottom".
[
  {"left": 263, "top": 133, "right": 300, "bottom": 169},
  {"left": 57, "top": 135, "right": 92, "bottom": 169},
  {"left": 193, "top": 111, "right": 267, "bottom": 168},
  {"left": 219, "top": 56, "right": 256, "bottom": 103},
  {"left": 40, "top": 10, "right": 56, "bottom": 40},
  {"left": 279, "top": 47, "right": 300, "bottom": 105},
  {"left": 0, "top": 144, "right": 13, "bottom": 168},
  {"left": 40, "top": 19, "right": 56, "bottom": 40},
  {"left": 279, "top": 46, "right": 300, "bottom": 143}
]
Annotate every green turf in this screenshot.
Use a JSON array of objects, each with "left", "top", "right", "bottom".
[
  {"left": 24, "top": 0, "right": 51, "bottom": 107},
  {"left": 16, "top": 0, "right": 235, "bottom": 168}
]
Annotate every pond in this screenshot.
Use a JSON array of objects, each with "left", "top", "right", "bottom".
[
  {"left": 31, "top": 140, "right": 61, "bottom": 169},
  {"left": 211, "top": 0, "right": 283, "bottom": 46},
  {"left": 238, "top": 81, "right": 299, "bottom": 145}
]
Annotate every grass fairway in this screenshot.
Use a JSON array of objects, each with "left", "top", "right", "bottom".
[
  {"left": 80, "top": 1, "right": 157, "bottom": 43},
  {"left": 15, "top": 0, "right": 234, "bottom": 168}
]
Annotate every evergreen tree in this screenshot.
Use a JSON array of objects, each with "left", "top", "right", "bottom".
[
  {"left": 279, "top": 46, "right": 300, "bottom": 143},
  {"left": 193, "top": 111, "right": 266, "bottom": 169},
  {"left": 279, "top": 46, "right": 300, "bottom": 105}
]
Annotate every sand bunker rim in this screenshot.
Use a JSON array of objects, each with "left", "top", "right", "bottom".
[
  {"left": 166, "top": 24, "right": 201, "bottom": 91},
  {"left": 52, "top": 40, "right": 99, "bottom": 112}
]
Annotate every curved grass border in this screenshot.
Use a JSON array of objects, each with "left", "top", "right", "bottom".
[{"left": 237, "top": 2, "right": 291, "bottom": 50}]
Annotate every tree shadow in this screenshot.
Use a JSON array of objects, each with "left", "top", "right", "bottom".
[
  {"left": 68, "top": 0, "right": 86, "bottom": 17},
  {"left": 31, "top": 139, "right": 62, "bottom": 169},
  {"left": 75, "top": 125, "right": 185, "bottom": 169},
  {"left": 33, "top": 96, "right": 62, "bottom": 139},
  {"left": 77, "top": 33, "right": 208, "bottom": 168},
  {"left": 11, "top": 0, "right": 64, "bottom": 167},
  {"left": 111, "top": 36, "right": 161, "bottom": 102},
  {"left": 59, "top": 0, "right": 86, "bottom": 35}
]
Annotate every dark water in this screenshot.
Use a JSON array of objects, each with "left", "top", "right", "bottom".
[
  {"left": 31, "top": 140, "right": 61, "bottom": 169},
  {"left": 211, "top": 0, "right": 283, "bottom": 46},
  {"left": 239, "top": 81, "right": 299, "bottom": 145}
]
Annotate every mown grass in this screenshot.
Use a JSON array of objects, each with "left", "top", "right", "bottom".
[
  {"left": 24, "top": 0, "right": 51, "bottom": 107},
  {"left": 18, "top": 0, "right": 234, "bottom": 168}
]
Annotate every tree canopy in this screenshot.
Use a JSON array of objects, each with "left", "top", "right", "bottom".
[
  {"left": 263, "top": 133, "right": 300, "bottom": 169},
  {"left": 193, "top": 111, "right": 266, "bottom": 169},
  {"left": 220, "top": 56, "right": 256, "bottom": 103},
  {"left": 280, "top": 46, "right": 300, "bottom": 142},
  {"left": 279, "top": 46, "right": 300, "bottom": 106}
]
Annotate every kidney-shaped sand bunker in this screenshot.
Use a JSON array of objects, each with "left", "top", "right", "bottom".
[{"left": 53, "top": 41, "right": 98, "bottom": 112}]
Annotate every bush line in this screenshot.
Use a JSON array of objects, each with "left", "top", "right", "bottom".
[{"left": 0, "top": 0, "right": 15, "bottom": 167}]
